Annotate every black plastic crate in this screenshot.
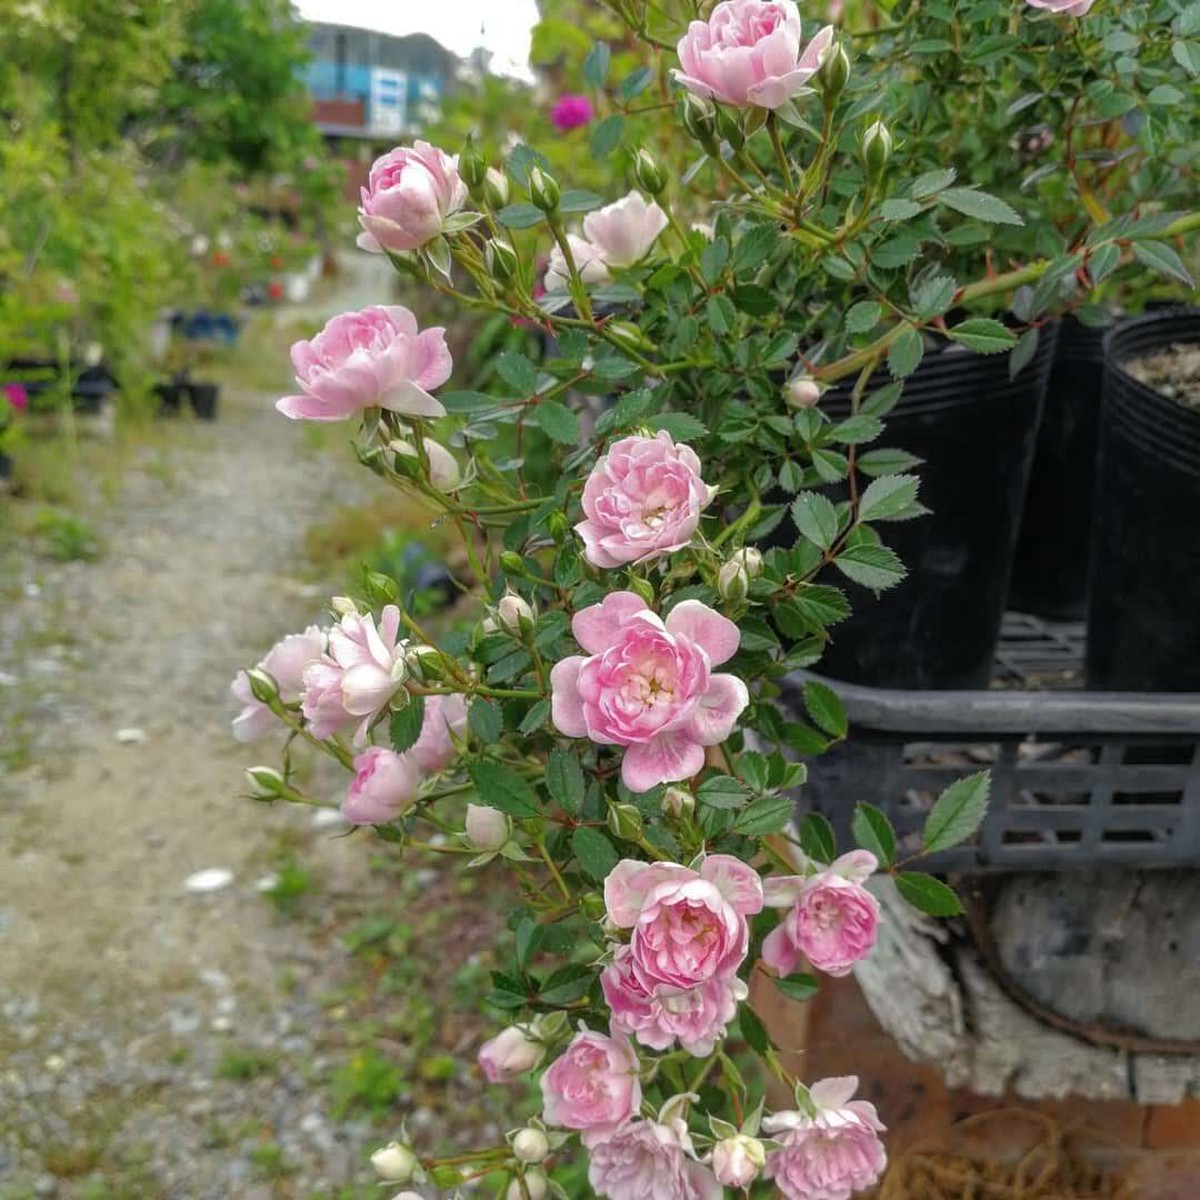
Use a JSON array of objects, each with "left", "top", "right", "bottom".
[{"left": 789, "top": 614, "right": 1200, "bottom": 872}]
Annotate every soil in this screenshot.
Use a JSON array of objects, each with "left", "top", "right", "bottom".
[{"left": 1125, "top": 342, "right": 1200, "bottom": 411}]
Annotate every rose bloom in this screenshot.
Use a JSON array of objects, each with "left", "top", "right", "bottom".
[
  {"left": 357, "top": 140, "right": 467, "bottom": 254},
  {"left": 277, "top": 306, "right": 451, "bottom": 423},
  {"left": 601, "top": 943, "right": 746, "bottom": 1056},
  {"left": 409, "top": 693, "right": 468, "bottom": 772},
  {"left": 341, "top": 746, "right": 421, "bottom": 824},
  {"left": 582, "top": 192, "right": 669, "bottom": 268},
  {"left": 478, "top": 1024, "right": 545, "bottom": 1083},
  {"left": 674, "top": 0, "right": 834, "bottom": 110},
  {"left": 763, "top": 851, "right": 880, "bottom": 978},
  {"left": 544, "top": 233, "right": 611, "bottom": 293},
  {"left": 764, "top": 1077, "right": 887, "bottom": 1200},
  {"left": 540, "top": 1029, "right": 641, "bottom": 1146},
  {"left": 1026, "top": 0, "right": 1094, "bottom": 14},
  {"left": 604, "top": 855, "right": 763, "bottom": 991},
  {"left": 587, "top": 1115, "right": 722, "bottom": 1200},
  {"left": 550, "top": 92, "right": 594, "bottom": 130},
  {"left": 2, "top": 383, "right": 28, "bottom": 412},
  {"left": 301, "top": 605, "right": 406, "bottom": 740},
  {"left": 576, "top": 433, "right": 715, "bottom": 567},
  {"left": 550, "top": 592, "right": 749, "bottom": 791},
  {"left": 230, "top": 625, "right": 326, "bottom": 742}
]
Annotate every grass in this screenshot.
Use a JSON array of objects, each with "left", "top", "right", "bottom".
[{"left": 216, "top": 1046, "right": 278, "bottom": 1082}]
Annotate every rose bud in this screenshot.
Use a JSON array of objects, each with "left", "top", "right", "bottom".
[
  {"left": 507, "top": 1171, "right": 548, "bottom": 1200},
  {"left": 662, "top": 787, "right": 696, "bottom": 819},
  {"left": 786, "top": 377, "right": 822, "bottom": 409},
  {"left": 479, "top": 1024, "right": 545, "bottom": 1082},
  {"left": 496, "top": 591, "right": 535, "bottom": 637},
  {"left": 718, "top": 558, "right": 751, "bottom": 602},
  {"left": 512, "top": 1127, "right": 550, "bottom": 1164},
  {"left": 527, "top": 166, "right": 560, "bottom": 212},
  {"left": 465, "top": 803, "right": 512, "bottom": 853},
  {"left": 484, "top": 166, "right": 511, "bottom": 210},
  {"left": 861, "top": 120, "right": 893, "bottom": 180},
  {"left": 713, "top": 1133, "right": 766, "bottom": 1188},
  {"left": 371, "top": 1141, "right": 418, "bottom": 1182}
]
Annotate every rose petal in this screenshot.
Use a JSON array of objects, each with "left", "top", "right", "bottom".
[{"left": 665, "top": 600, "right": 741, "bottom": 665}]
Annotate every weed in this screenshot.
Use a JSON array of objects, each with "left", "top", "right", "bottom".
[
  {"left": 249, "top": 1141, "right": 295, "bottom": 1179},
  {"left": 216, "top": 1047, "right": 277, "bottom": 1081},
  {"left": 32, "top": 508, "right": 102, "bottom": 562},
  {"left": 329, "top": 1047, "right": 405, "bottom": 1118},
  {"left": 262, "top": 856, "right": 316, "bottom": 915}
]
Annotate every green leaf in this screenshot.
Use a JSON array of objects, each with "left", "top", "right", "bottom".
[
  {"left": 895, "top": 872, "right": 964, "bottom": 917},
  {"left": 496, "top": 203, "right": 546, "bottom": 229},
  {"left": 1148, "top": 84, "right": 1186, "bottom": 106},
  {"left": 857, "top": 448, "right": 922, "bottom": 477},
  {"left": 1009, "top": 328, "right": 1040, "bottom": 380},
  {"left": 872, "top": 235, "right": 920, "bottom": 270},
  {"left": 938, "top": 188, "right": 1023, "bottom": 226},
  {"left": 1173, "top": 38, "right": 1200, "bottom": 74},
  {"left": 583, "top": 40, "right": 610, "bottom": 88},
  {"left": 911, "top": 273, "right": 957, "bottom": 319},
  {"left": 619, "top": 66, "right": 654, "bottom": 100},
  {"left": 789, "top": 584, "right": 851, "bottom": 628},
  {"left": 534, "top": 400, "right": 581, "bottom": 445},
  {"left": 559, "top": 189, "right": 605, "bottom": 214},
  {"left": 590, "top": 114, "right": 625, "bottom": 159},
  {"left": 468, "top": 762, "right": 539, "bottom": 818},
  {"left": 389, "top": 697, "right": 426, "bottom": 754},
  {"left": 852, "top": 803, "right": 896, "bottom": 866},
  {"left": 572, "top": 826, "right": 619, "bottom": 882},
  {"left": 468, "top": 697, "right": 502, "bottom": 743},
  {"left": 858, "top": 474, "right": 923, "bottom": 522},
  {"left": 737, "top": 1003, "right": 772, "bottom": 1054},
  {"left": 835, "top": 542, "right": 907, "bottom": 591},
  {"left": 833, "top": 414, "right": 884, "bottom": 444},
  {"left": 515, "top": 917, "right": 543, "bottom": 969},
  {"left": 1088, "top": 243, "right": 1120, "bottom": 285},
  {"left": 731, "top": 284, "right": 776, "bottom": 316},
  {"left": 538, "top": 962, "right": 595, "bottom": 1005},
  {"left": 803, "top": 679, "right": 847, "bottom": 739},
  {"left": 733, "top": 794, "right": 794, "bottom": 836},
  {"left": 880, "top": 198, "right": 923, "bottom": 221},
  {"left": 909, "top": 168, "right": 956, "bottom": 198},
  {"left": 799, "top": 811, "right": 836, "bottom": 862},
  {"left": 495, "top": 352, "right": 539, "bottom": 396},
  {"left": 697, "top": 775, "right": 751, "bottom": 810},
  {"left": 1131, "top": 240, "right": 1195, "bottom": 287},
  {"left": 647, "top": 412, "right": 707, "bottom": 442},
  {"left": 791, "top": 492, "right": 840, "bottom": 551},
  {"left": 949, "top": 318, "right": 1017, "bottom": 354},
  {"left": 773, "top": 973, "right": 819, "bottom": 1002},
  {"left": 545, "top": 748, "right": 585, "bottom": 816},
  {"left": 519, "top": 698, "right": 551, "bottom": 734},
  {"left": 923, "top": 770, "right": 990, "bottom": 854},
  {"left": 888, "top": 327, "right": 924, "bottom": 379},
  {"left": 441, "top": 389, "right": 500, "bottom": 414},
  {"left": 845, "top": 301, "right": 882, "bottom": 335},
  {"left": 706, "top": 294, "right": 737, "bottom": 336}
]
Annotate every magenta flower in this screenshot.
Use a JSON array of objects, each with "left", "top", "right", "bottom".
[
  {"left": 674, "top": 0, "right": 834, "bottom": 110},
  {"left": 230, "top": 625, "right": 327, "bottom": 742},
  {"left": 341, "top": 746, "right": 421, "bottom": 824},
  {"left": 550, "top": 93, "right": 594, "bottom": 130},
  {"left": 357, "top": 140, "right": 467, "bottom": 254},
  {"left": 763, "top": 850, "right": 880, "bottom": 978},
  {"left": 586, "top": 1114, "right": 722, "bottom": 1200},
  {"left": 540, "top": 1029, "right": 642, "bottom": 1146},
  {"left": 577, "top": 432, "right": 715, "bottom": 568},
  {"left": 764, "top": 1077, "right": 887, "bottom": 1200},
  {"left": 2, "top": 383, "right": 28, "bottom": 413},
  {"left": 550, "top": 592, "right": 748, "bottom": 791},
  {"left": 277, "top": 305, "right": 451, "bottom": 423}
]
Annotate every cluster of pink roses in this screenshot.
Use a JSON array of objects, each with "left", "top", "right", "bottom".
[{"left": 544, "top": 192, "right": 669, "bottom": 293}]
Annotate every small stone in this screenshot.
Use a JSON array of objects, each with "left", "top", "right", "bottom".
[
  {"left": 254, "top": 874, "right": 280, "bottom": 893},
  {"left": 115, "top": 727, "right": 148, "bottom": 744},
  {"left": 310, "top": 808, "right": 345, "bottom": 830},
  {"left": 210, "top": 1016, "right": 234, "bottom": 1033},
  {"left": 184, "top": 868, "right": 234, "bottom": 894}
]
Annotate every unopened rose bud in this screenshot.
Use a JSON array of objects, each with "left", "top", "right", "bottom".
[
  {"left": 500, "top": 551, "right": 527, "bottom": 577},
  {"left": 718, "top": 558, "right": 751, "bottom": 602},
  {"left": 389, "top": 1192, "right": 424, "bottom": 1200},
  {"left": 330, "top": 595, "right": 359, "bottom": 618},
  {"left": 404, "top": 644, "right": 444, "bottom": 682},
  {"left": 507, "top": 1169, "right": 548, "bottom": 1200},
  {"left": 731, "top": 546, "right": 763, "bottom": 578},
  {"left": 496, "top": 591, "right": 535, "bottom": 637},
  {"left": 716, "top": 105, "right": 745, "bottom": 150},
  {"left": 371, "top": 1141, "right": 419, "bottom": 1183},
  {"left": 486, "top": 237, "right": 519, "bottom": 285},
  {"left": 861, "top": 120, "right": 893, "bottom": 180},
  {"left": 606, "top": 320, "right": 652, "bottom": 353},
  {"left": 479, "top": 1024, "right": 545, "bottom": 1082},
  {"left": 484, "top": 166, "right": 511, "bottom": 209},
  {"left": 245, "top": 667, "right": 280, "bottom": 706},
  {"left": 465, "top": 803, "right": 512, "bottom": 852},
  {"left": 627, "top": 575, "right": 656, "bottom": 607},
  {"left": 607, "top": 802, "right": 644, "bottom": 841},
  {"left": 364, "top": 570, "right": 399, "bottom": 605},
  {"left": 459, "top": 136, "right": 488, "bottom": 190},
  {"left": 662, "top": 786, "right": 695, "bottom": 820},
  {"left": 528, "top": 166, "right": 560, "bottom": 212},
  {"left": 682, "top": 93, "right": 717, "bottom": 145},
  {"left": 712, "top": 1134, "right": 766, "bottom": 1189},
  {"left": 633, "top": 148, "right": 668, "bottom": 196},
  {"left": 580, "top": 892, "right": 607, "bottom": 921},
  {"left": 547, "top": 511, "right": 570, "bottom": 544},
  {"left": 785, "top": 377, "right": 822, "bottom": 409},
  {"left": 480, "top": 615, "right": 499, "bottom": 636},
  {"left": 389, "top": 438, "right": 461, "bottom": 492},
  {"left": 512, "top": 1127, "right": 550, "bottom": 1164},
  {"left": 819, "top": 39, "right": 851, "bottom": 99},
  {"left": 245, "top": 766, "right": 286, "bottom": 798}
]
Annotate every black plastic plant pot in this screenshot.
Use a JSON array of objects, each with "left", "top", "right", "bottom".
[
  {"left": 1086, "top": 308, "right": 1200, "bottom": 691},
  {"left": 188, "top": 381, "right": 220, "bottom": 420},
  {"left": 812, "top": 330, "right": 1057, "bottom": 689},
  {"left": 1008, "top": 315, "right": 1109, "bottom": 620},
  {"left": 154, "top": 381, "right": 185, "bottom": 416}
]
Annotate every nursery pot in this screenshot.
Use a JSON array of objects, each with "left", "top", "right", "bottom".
[
  {"left": 810, "top": 330, "right": 1056, "bottom": 689},
  {"left": 1008, "top": 315, "right": 1109, "bottom": 620},
  {"left": 187, "top": 381, "right": 220, "bottom": 421},
  {"left": 154, "top": 380, "right": 185, "bottom": 416},
  {"left": 1086, "top": 309, "right": 1200, "bottom": 691}
]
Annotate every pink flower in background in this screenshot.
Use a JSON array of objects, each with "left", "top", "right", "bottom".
[
  {"left": 277, "top": 306, "right": 451, "bottom": 422},
  {"left": 541, "top": 1029, "right": 642, "bottom": 1146},
  {"left": 550, "top": 592, "right": 748, "bottom": 791},
  {"left": 478, "top": 1024, "right": 545, "bottom": 1082},
  {"left": 601, "top": 943, "right": 746, "bottom": 1056},
  {"left": 576, "top": 433, "right": 715, "bottom": 567},
  {"left": 410, "top": 694, "right": 468, "bottom": 772},
  {"left": 763, "top": 850, "right": 880, "bottom": 978},
  {"left": 1025, "top": 0, "right": 1094, "bottom": 14},
  {"left": 582, "top": 193, "right": 669, "bottom": 268},
  {"left": 2, "top": 383, "right": 28, "bottom": 412},
  {"left": 764, "top": 1077, "right": 887, "bottom": 1200},
  {"left": 341, "top": 746, "right": 421, "bottom": 824},
  {"left": 550, "top": 93, "right": 594, "bottom": 130},
  {"left": 603, "top": 855, "right": 763, "bottom": 989},
  {"left": 357, "top": 140, "right": 467, "bottom": 253},
  {"left": 674, "top": 0, "right": 835, "bottom": 110},
  {"left": 587, "top": 1115, "right": 722, "bottom": 1200},
  {"left": 544, "top": 233, "right": 611, "bottom": 293},
  {"left": 301, "top": 606, "right": 406, "bottom": 739},
  {"left": 230, "top": 625, "right": 327, "bottom": 742}
]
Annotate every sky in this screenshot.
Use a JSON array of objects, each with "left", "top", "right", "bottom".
[{"left": 294, "top": 0, "right": 541, "bottom": 79}]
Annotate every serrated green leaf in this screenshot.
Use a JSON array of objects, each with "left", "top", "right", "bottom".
[
  {"left": 832, "top": 414, "right": 884, "bottom": 444},
  {"left": 619, "top": 66, "right": 654, "bottom": 100},
  {"left": 546, "top": 748, "right": 584, "bottom": 816},
  {"left": 803, "top": 679, "right": 847, "bottom": 738},
  {"left": 1088, "top": 243, "right": 1121, "bottom": 285},
  {"left": 792, "top": 492, "right": 840, "bottom": 551},
  {"left": 469, "top": 697, "right": 502, "bottom": 743},
  {"left": 880, "top": 198, "right": 923, "bottom": 221},
  {"left": 496, "top": 203, "right": 546, "bottom": 229},
  {"left": 888, "top": 327, "right": 924, "bottom": 379},
  {"left": 938, "top": 188, "right": 1023, "bottom": 226},
  {"left": 468, "top": 762, "right": 539, "bottom": 818},
  {"left": 858, "top": 474, "right": 923, "bottom": 522},
  {"left": 495, "top": 352, "right": 539, "bottom": 396},
  {"left": 697, "top": 775, "right": 751, "bottom": 810},
  {"left": 1009, "top": 328, "right": 1040, "bottom": 380},
  {"left": 857, "top": 448, "right": 923, "bottom": 477},
  {"left": 909, "top": 168, "right": 957, "bottom": 198},
  {"left": 706, "top": 294, "right": 736, "bottom": 336},
  {"left": 799, "top": 811, "right": 836, "bottom": 862},
  {"left": 949, "top": 318, "right": 1017, "bottom": 354},
  {"left": 789, "top": 584, "right": 852, "bottom": 627},
  {"left": 846, "top": 301, "right": 882, "bottom": 335},
  {"left": 572, "top": 826, "right": 619, "bottom": 882},
  {"left": 774, "top": 973, "right": 820, "bottom": 1002},
  {"left": 1173, "top": 38, "right": 1200, "bottom": 74},
  {"left": 733, "top": 794, "right": 794, "bottom": 836},
  {"left": 835, "top": 542, "right": 907, "bottom": 590},
  {"left": 519, "top": 698, "right": 551, "bottom": 734},
  {"left": 852, "top": 803, "right": 896, "bottom": 866},
  {"left": 923, "top": 770, "right": 990, "bottom": 853},
  {"left": 647, "top": 412, "right": 706, "bottom": 442},
  {"left": 389, "top": 696, "right": 426, "bottom": 753},
  {"left": 590, "top": 113, "right": 624, "bottom": 159},
  {"left": 538, "top": 962, "right": 595, "bottom": 1005},
  {"left": 1131, "top": 240, "right": 1195, "bottom": 287},
  {"left": 534, "top": 400, "right": 581, "bottom": 444},
  {"left": 895, "top": 872, "right": 964, "bottom": 916},
  {"left": 737, "top": 1003, "right": 772, "bottom": 1053},
  {"left": 873, "top": 235, "right": 920, "bottom": 269},
  {"left": 559, "top": 189, "right": 605, "bottom": 214}
]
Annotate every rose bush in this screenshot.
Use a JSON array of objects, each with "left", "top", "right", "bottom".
[{"left": 232, "top": 0, "right": 1197, "bottom": 1194}]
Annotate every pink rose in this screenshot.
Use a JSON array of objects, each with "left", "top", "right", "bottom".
[
  {"left": 479, "top": 1024, "right": 545, "bottom": 1082},
  {"left": 550, "top": 593, "right": 749, "bottom": 791},
  {"left": 410, "top": 693, "right": 468, "bottom": 772},
  {"left": 763, "top": 851, "right": 880, "bottom": 978},
  {"left": 540, "top": 1029, "right": 642, "bottom": 1146},
  {"left": 576, "top": 433, "right": 715, "bottom": 568},
  {"left": 277, "top": 305, "right": 451, "bottom": 422},
  {"left": 230, "top": 625, "right": 326, "bottom": 742},
  {"left": 764, "top": 1077, "right": 887, "bottom": 1200},
  {"left": 301, "top": 606, "right": 406, "bottom": 740},
  {"left": 1026, "top": 0, "right": 1094, "bottom": 14},
  {"left": 550, "top": 93, "right": 594, "bottom": 130},
  {"left": 603, "top": 855, "right": 763, "bottom": 991},
  {"left": 357, "top": 140, "right": 468, "bottom": 254},
  {"left": 545, "top": 233, "right": 611, "bottom": 293},
  {"left": 601, "top": 943, "right": 746, "bottom": 1056},
  {"left": 587, "top": 1115, "right": 722, "bottom": 1200},
  {"left": 582, "top": 193, "right": 669, "bottom": 268},
  {"left": 2, "top": 383, "right": 28, "bottom": 413},
  {"left": 342, "top": 746, "right": 420, "bottom": 824},
  {"left": 674, "top": 0, "right": 835, "bottom": 110}
]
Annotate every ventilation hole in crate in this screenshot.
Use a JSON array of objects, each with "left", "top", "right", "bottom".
[
  {"left": 1000, "top": 827, "right": 1082, "bottom": 846},
  {"left": 1112, "top": 789, "right": 1184, "bottom": 806},
  {"left": 1100, "top": 827, "right": 1165, "bottom": 844},
  {"left": 1122, "top": 743, "right": 1195, "bottom": 766}
]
